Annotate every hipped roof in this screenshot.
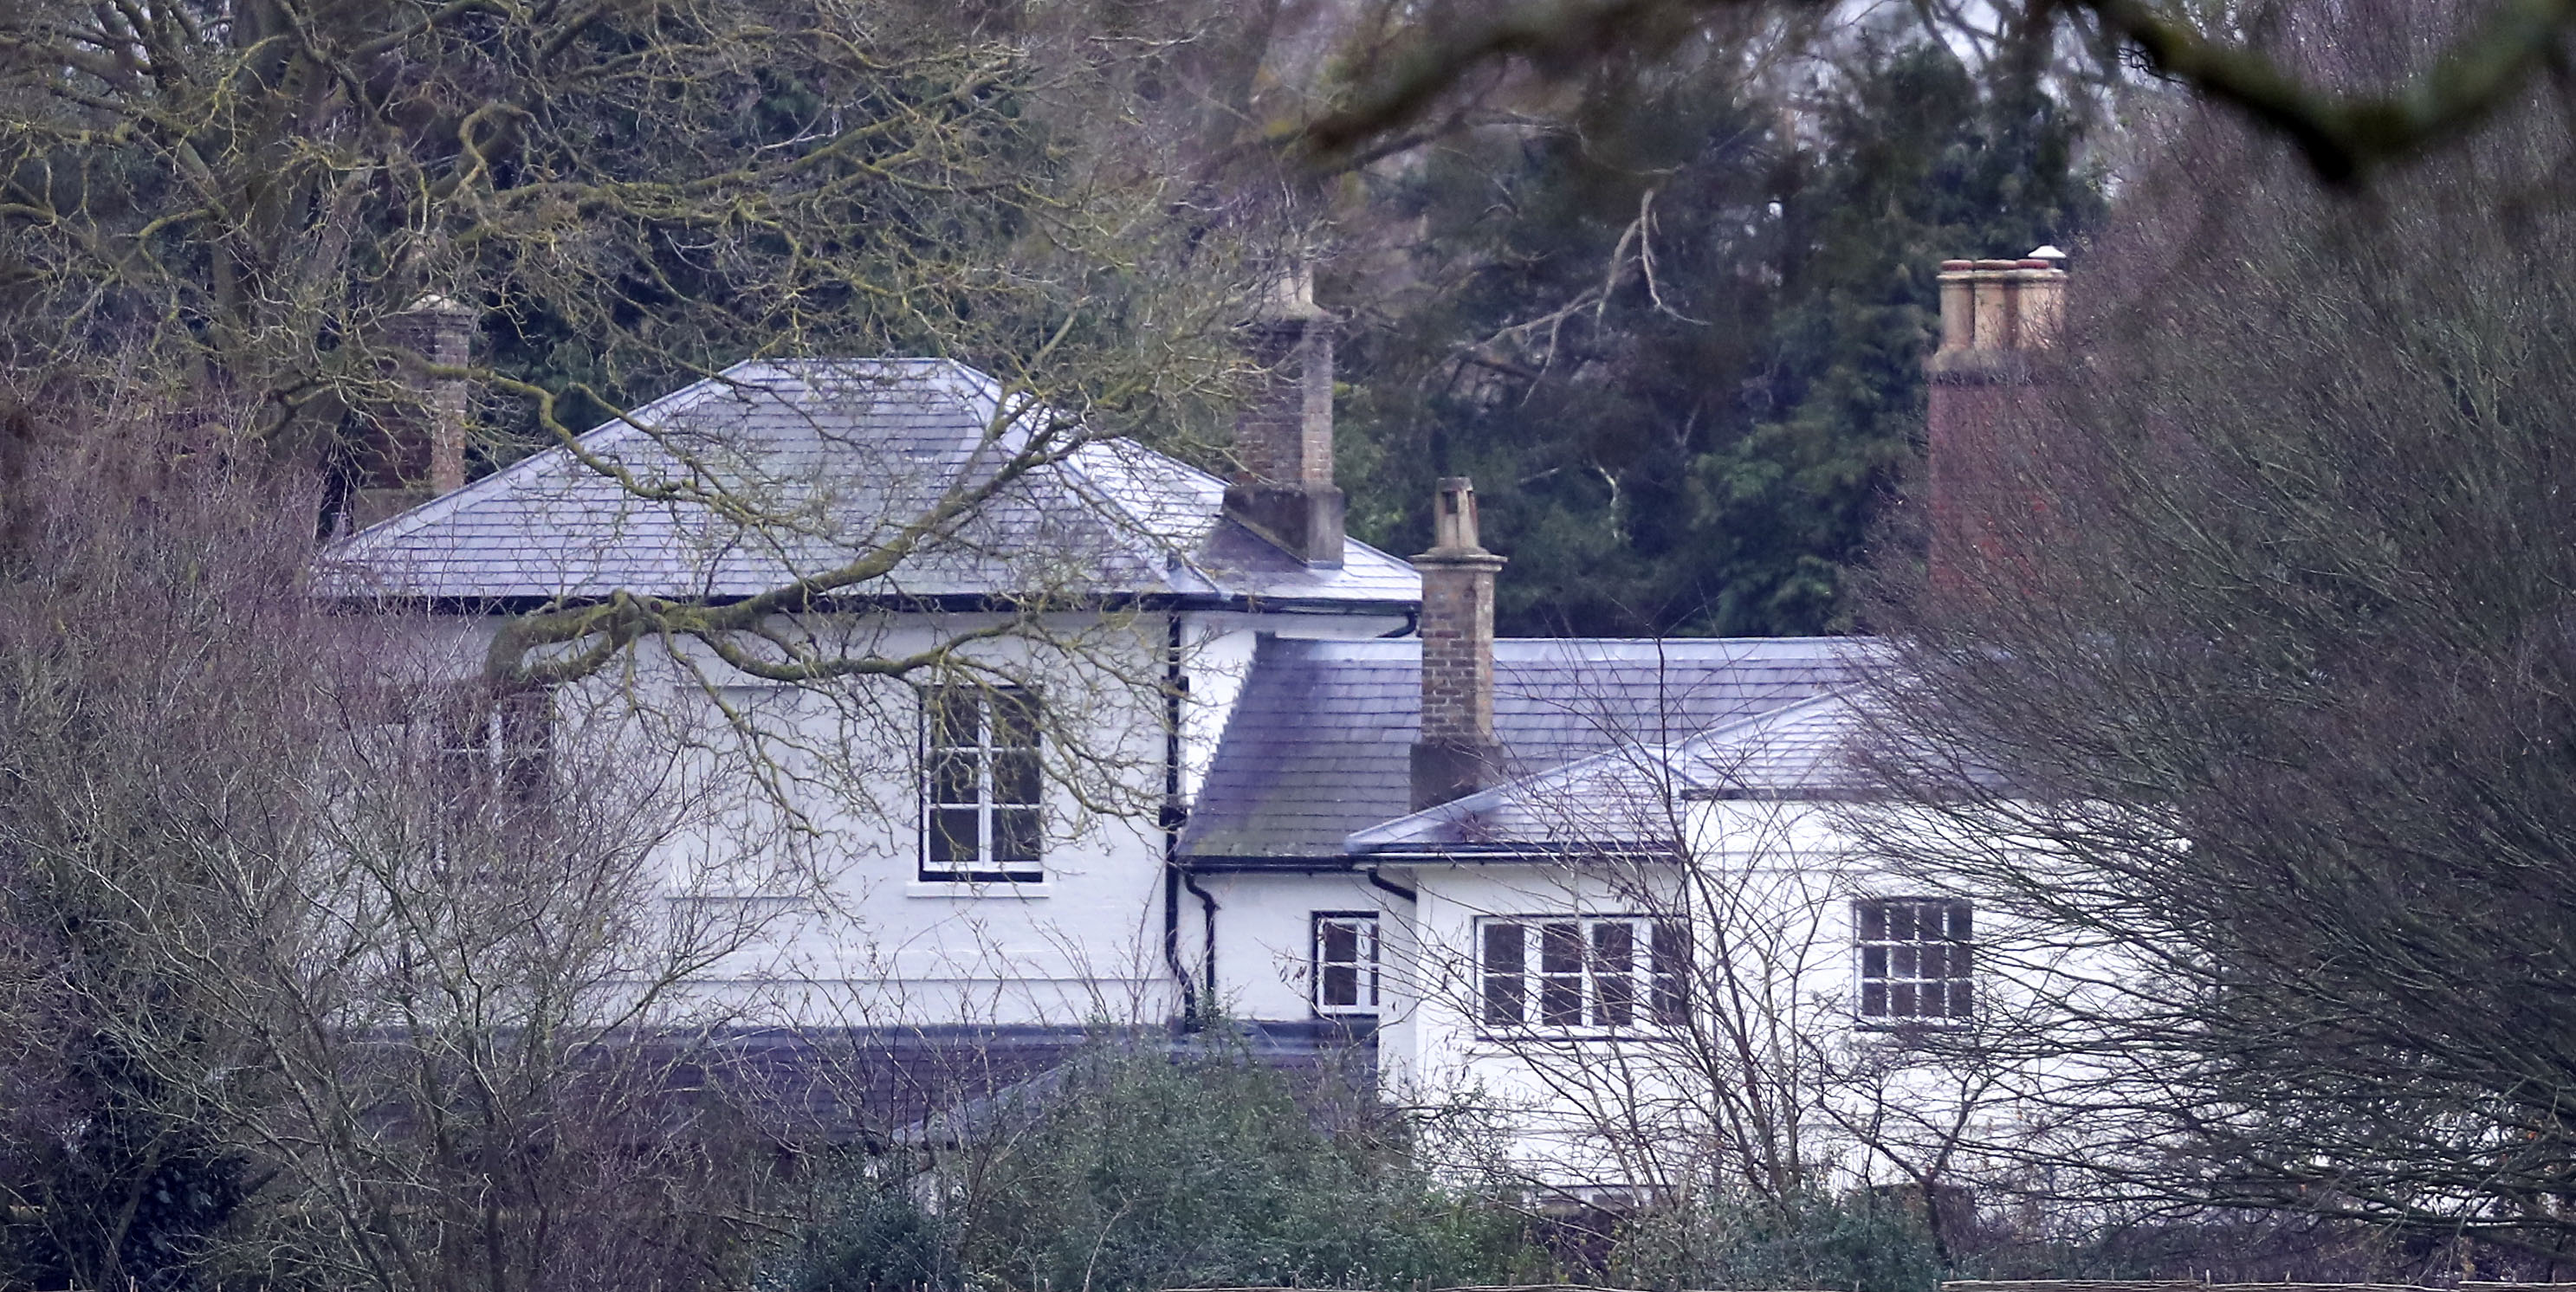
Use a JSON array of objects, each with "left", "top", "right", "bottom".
[
  {"left": 1181, "top": 636, "right": 1876, "bottom": 862},
  {"left": 321, "top": 359, "right": 1418, "bottom": 608}
]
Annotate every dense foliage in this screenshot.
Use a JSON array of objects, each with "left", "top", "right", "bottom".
[
  {"left": 780, "top": 1042, "right": 1537, "bottom": 1292},
  {"left": 1337, "top": 35, "right": 2103, "bottom": 636},
  {"left": 774, "top": 1040, "right": 1963, "bottom": 1292}
]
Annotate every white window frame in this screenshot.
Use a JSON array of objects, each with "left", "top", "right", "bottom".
[
  {"left": 919, "top": 685, "right": 1045, "bottom": 883},
  {"left": 1854, "top": 896, "right": 1973, "bottom": 1027},
  {"left": 433, "top": 685, "right": 553, "bottom": 811},
  {"left": 1311, "top": 912, "right": 1381, "bottom": 1016},
  {"left": 1474, "top": 914, "right": 1690, "bottom": 1038}
]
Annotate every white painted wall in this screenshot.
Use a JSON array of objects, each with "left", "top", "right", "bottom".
[
  {"left": 1194, "top": 869, "right": 1395, "bottom": 1022},
  {"left": 1371, "top": 798, "right": 2074, "bottom": 1194},
  {"left": 386, "top": 604, "right": 1414, "bottom": 1032}
]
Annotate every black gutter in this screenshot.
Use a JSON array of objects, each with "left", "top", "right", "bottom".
[
  {"left": 1349, "top": 845, "right": 1681, "bottom": 864},
  {"left": 1180, "top": 846, "right": 1681, "bottom": 872},
  {"left": 1177, "top": 856, "right": 1373, "bottom": 875},
  {"left": 317, "top": 588, "right": 1421, "bottom": 620}
]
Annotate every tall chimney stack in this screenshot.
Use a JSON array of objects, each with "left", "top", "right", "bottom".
[
  {"left": 1412, "top": 477, "right": 1507, "bottom": 811},
  {"left": 349, "top": 294, "right": 476, "bottom": 529},
  {"left": 1926, "top": 247, "right": 2067, "bottom": 585},
  {"left": 1225, "top": 266, "right": 1345, "bottom": 566}
]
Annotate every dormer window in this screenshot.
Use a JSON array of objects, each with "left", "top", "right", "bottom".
[{"left": 921, "top": 685, "right": 1044, "bottom": 882}]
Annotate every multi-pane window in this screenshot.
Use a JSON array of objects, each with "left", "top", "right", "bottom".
[
  {"left": 1856, "top": 898, "right": 1973, "bottom": 1024},
  {"left": 1312, "top": 913, "right": 1381, "bottom": 1015},
  {"left": 1478, "top": 916, "right": 1690, "bottom": 1034},
  {"left": 436, "top": 686, "right": 553, "bottom": 810},
  {"left": 922, "top": 686, "right": 1044, "bottom": 882}
]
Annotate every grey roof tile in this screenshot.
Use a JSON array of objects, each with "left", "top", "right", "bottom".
[
  {"left": 1342, "top": 688, "right": 1877, "bottom": 853},
  {"left": 320, "top": 359, "right": 1418, "bottom": 606},
  {"left": 1181, "top": 636, "right": 1880, "bottom": 860}
]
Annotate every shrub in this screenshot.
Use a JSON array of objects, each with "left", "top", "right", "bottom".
[
  {"left": 1607, "top": 1190, "right": 1945, "bottom": 1292},
  {"left": 774, "top": 1035, "right": 1539, "bottom": 1292}
]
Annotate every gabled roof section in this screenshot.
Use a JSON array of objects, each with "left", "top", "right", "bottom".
[
  {"left": 319, "top": 359, "right": 1417, "bottom": 606},
  {"left": 1343, "top": 688, "right": 1875, "bottom": 855},
  {"left": 1181, "top": 636, "right": 1877, "bottom": 862}
]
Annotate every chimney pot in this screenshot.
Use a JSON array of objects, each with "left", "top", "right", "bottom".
[{"left": 1430, "top": 475, "right": 1481, "bottom": 551}]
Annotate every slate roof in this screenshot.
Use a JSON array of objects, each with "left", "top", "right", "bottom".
[
  {"left": 320, "top": 359, "right": 1418, "bottom": 607},
  {"left": 1181, "top": 636, "right": 1877, "bottom": 862},
  {"left": 1342, "top": 688, "right": 1876, "bottom": 855}
]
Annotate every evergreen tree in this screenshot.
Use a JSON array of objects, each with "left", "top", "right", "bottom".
[{"left": 1337, "top": 33, "right": 2104, "bottom": 636}]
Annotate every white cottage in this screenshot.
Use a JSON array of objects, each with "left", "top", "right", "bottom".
[{"left": 324, "top": 258, "right": 2068, "bottom": 1185}]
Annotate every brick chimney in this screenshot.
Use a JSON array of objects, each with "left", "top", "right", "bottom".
[
  {"left": 1411, "top": 477, "right": 1507, "bottom": 811},
  {"left": 1926, "top": 248, "right": 2067, "bottom": 585},
  {"left": 1225, "top": 267, "right": 1344, "bottom": 566},
  {"left": 348, "top": 294, "right": 475, "bottom": 529}
]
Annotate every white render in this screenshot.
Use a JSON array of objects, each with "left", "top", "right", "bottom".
[{"left": 325, "top": 357, "right": 2037, "bottom": 1191}]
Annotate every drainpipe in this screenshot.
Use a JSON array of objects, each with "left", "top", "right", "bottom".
[
  {"left": 1365, "top": 868, "right": 1417, "bottom": 904},
  {"left": 1184, "top": 870, "right": 1220, "bottom": 1012},
  {"left": 1162, "top": 613, "right": 1200, "bottom": 1023}
]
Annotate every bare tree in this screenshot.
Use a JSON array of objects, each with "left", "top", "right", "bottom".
[
  {"left": 1851, "top": 48, "right": 2576, "bottom": 1260},
  {"left": 0, "top": 0, "right": 1302, "bottom": 703},
  {"left": 1298, "top": 0, "right": 2572, "bottom": 184},
  {"left": 0, "top": 404, "right": 840, "bottom": 1292}
]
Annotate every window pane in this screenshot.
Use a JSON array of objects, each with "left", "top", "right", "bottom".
[
  {"left": 1892, "top": 945, "right": 1918, "bottom": 979},
  {"left": 499, "top": 689, "right": 552, "bottom": 798},
  {"left": 992, "top": 750, "right": 1042, "bottom": 806},
  {"left": 1651, "top": 922, "right": 1691, "bottom": 1025},
  {"left": 1482, "top": 922, "right": 1524, "bottom": 1027},
  {"left": 1861, "top": 981, "right": 1887, "bottom": 1016},
  {"left": 931, "top": 750, "right": 978, "bottom": 804},
  {"left": 1858, "top": 902, "right": 1886, "bottom": 940},
  {"left": 928, "top": 807, "right": 978, "bottom": 871},
  {"left": 992, "top": 808, "right": 1042, "bottom": 865},
  {"left": 1539, "top": 924, "right": 1583, "bottom": 1026},
  {"left": 1541, "top": 972, "right": 1583, "bottom": 1027},
  {"left": 1591, "top": 921, "right": 1634, "bottom": 968},
  {"left": 928, "top": 689, "right": 977, "bottom": 747},
  {"left": 990, "top": 689, "right": 1040, "bottom": 748},
  {"left": 1321, "top": 921, "right": 1357, "bottom": 965},
  {"left": 1595, "top": 964, "right": 1634, "bottom": 1027},
  {"left": 1887, "top": 903, "right": 1915, "bottom": 941},
  {"left": 1948, "top": 903, "right": 1973, "bottom": 941},
  {"left": 1540, "top": 923, "right": 1582, "bottom": 973},
  {"left": 1948, "top": 980, "right": 1975, "bottom": 1018},
  {"left": 1892, "top": 983, "right": 1917, "bottom": 1017},
  {"left": 1592, "top": 923, "right": 1635, "bottom": 1028},
  {"left": 1919, "top": 945, "right": 1945, "bottom": 979},
  {"left": 1322, "top": 963, "right": 1358, "bottom": 1008},
  {"left": 1950, "top": 945, "right": 1972, "bottom": 979},
  {"left": 1862, "top": 946, "right": 1887, "bottom": 979}
]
